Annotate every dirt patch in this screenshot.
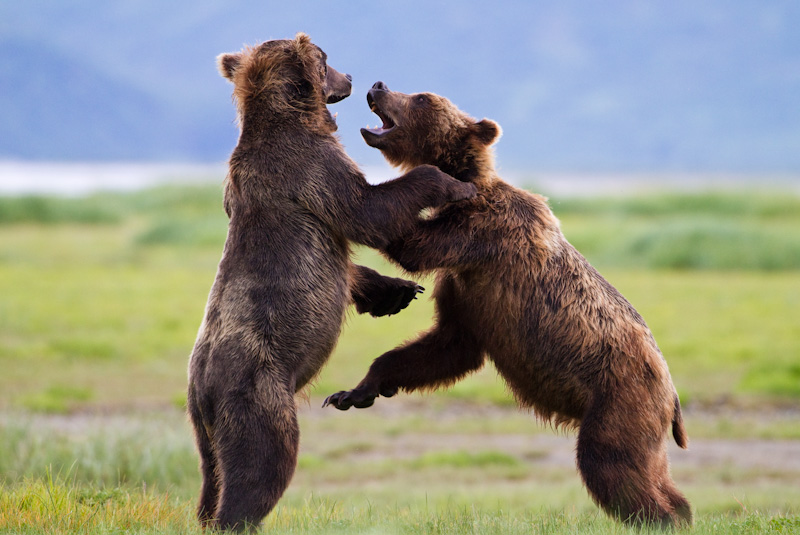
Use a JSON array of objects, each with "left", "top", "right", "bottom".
[
  {"left": 4, "top": 400, "right": 800, "bottom": 476},
  {"left": 295, "top": 399, "right": 800, "bottom": 477}
]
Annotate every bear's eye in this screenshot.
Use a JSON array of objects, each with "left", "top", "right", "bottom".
[{"left": 416, "top": 95, "right": 427, "bottom": 105}]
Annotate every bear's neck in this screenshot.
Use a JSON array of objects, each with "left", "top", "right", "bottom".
[
  {"left": 436, "top": 149, "right": 494, "bottom": 187},
  {"left": 238, "top": 111, "right": 285, "bottom": 141},
  {"left": 238, "top": 106, "right": 336, "bottom": 142}
]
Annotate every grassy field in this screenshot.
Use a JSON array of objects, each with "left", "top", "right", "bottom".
[
  {"left": 1, "top": 409, "right": 799, "bottom": 534},
  {"left": 1, "top": 184, "right": 799, "bottom": 533},
  {"left": 1, "top": 186, "right": 799, "bottom": 410}
]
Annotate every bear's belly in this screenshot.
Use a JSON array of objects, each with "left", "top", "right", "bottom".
[
  {"left": 205, "top": 223, "right": 352, "bottom": 389},
  {"left": 450, "top": 273, "right": 590, "bottom": 421},
  {"left": 490, "top": 351, "right": 590, "bottom": 421},
  {"left": 252, "top": 256, "right": 350, "bottom": 388}
]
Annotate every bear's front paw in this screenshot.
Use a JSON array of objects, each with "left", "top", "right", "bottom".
[
  {"left": 322, "top": 388, "right": 376, "bottom": 410},
  {"left": 369, "top": 281, "right": 424, "bottom": 317},
  {"left": 322, "top": 385, "right": 398, "bottom": 411},
  {"left": 446, "top": 180, "right": 477, "bottom": 203}
]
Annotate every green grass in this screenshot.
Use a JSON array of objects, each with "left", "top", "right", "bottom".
[
  {"left": 7, "top": 473, "right": 798, "bottom": 534},
  {"left": 1, "top": 412, "right": 799, "bottom": 533},
  {"left": 6, "top": 256, "right": 794, "bottom": 410},
  {"left": 0, "top": 186, "right": 799, "bottom": 411},
  {"left": 551, "top": 192, "right": 800, "bottom": 270},
  {"left": 4, "top": 473, "right": 799, "bottom": 535},
  {"left": 1, "top": 185, "right": 799, "bottom": 532},
  {"left": 0, "top": 195, "right": 120, "bottom": 225},
  {"left": 18, "top": 385, "right": 95, "bottom": 413}
]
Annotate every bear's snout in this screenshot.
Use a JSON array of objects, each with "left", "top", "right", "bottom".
[
  {"left": 366, "top": 82, "right": 391, "bottom": 113},
  {"left": 324, "top": 65, "right": 352, "bottom": 104}
]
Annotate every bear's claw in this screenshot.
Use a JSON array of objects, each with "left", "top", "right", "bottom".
[
  {"left": 372, "top": 283, "right": 424, "bottom": 317},
  {"left": 322, "top": 385, "right": 397, "bottom": 410},
  {"left": 322, "top": 390, "right": 375, "bottom": 410}
]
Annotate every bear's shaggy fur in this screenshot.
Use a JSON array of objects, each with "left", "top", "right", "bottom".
[
  {"left": 324, "top": 82, "right": 692, "bottom": 528},
  {"left": 188, "top": 40, "right": 475, "bottom": 532}
]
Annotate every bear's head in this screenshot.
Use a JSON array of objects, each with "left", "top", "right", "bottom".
[
  {"left": 361, "top": 82, "right": 501, "bottom": 183},
  {"left": 218, "top": 33, "right": 351, "bottom": 134}
]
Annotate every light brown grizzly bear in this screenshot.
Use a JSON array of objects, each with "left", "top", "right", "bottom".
[
  {"left": 187, "top": 39, "right": 476, "bottom": 532},
  {"left": 324, "top": 81, "right": 692, "bottom": 528}
]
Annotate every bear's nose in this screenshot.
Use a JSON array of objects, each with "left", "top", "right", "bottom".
[
  {"left": 372, "top": 81, "right": 388, "bottom": 91},
  {"left": 346, "top": 73, "right": 353, "bottom": 82}
]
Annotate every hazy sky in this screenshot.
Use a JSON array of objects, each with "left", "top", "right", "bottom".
[{"left": 1, "top": 1, "right": 798, "bottom": 173}]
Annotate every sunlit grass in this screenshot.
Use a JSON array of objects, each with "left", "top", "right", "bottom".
[
  {"left": 1, "top": 462, "right": 798, "bottom": 534},
  {"left": 0, "top": 472, "right": 197, "bottom": 534}
]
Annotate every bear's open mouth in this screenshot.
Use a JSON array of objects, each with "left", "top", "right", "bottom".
[
  {"left": 325, "top": 92, "right": 348, "bottom": 125},
  {"left": 363, "top": 93, "right": 396, "bottom": 136}
]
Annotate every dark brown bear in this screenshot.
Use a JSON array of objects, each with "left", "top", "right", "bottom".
[
  {"left": 324, "top": 82, "right": 692, "bottom": 528},
  {"left": 187, "top": 39, "right": 476, "bottom": 532}
]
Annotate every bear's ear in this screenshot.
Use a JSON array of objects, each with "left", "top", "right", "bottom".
[
  {"left": 471, "top": 119, "right": 501, "bottom": 146},
  {"left": 294, "top": 32, "right": 312, "bottom": 49},
  {"left": 217, "top": 52, "right": 243, "bottom": 81},
  {"left": 292, "top": 32, "right": 317, "bottom": 67},
  {"left": 291, "top": 32, "right": 323, "bottom": 90}
]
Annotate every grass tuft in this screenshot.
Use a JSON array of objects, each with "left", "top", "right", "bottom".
[
  {"left": 552, "top": 191, "right": 800, "bottom": 270},
  {"left": 621, "top": 221, "right": 800, "bottom": 270},
  {"left": 0, "top": 470, "right": 197, "bottom": 534},
  {"left": 740, "top": 363, "right": 800, "bottom": 398}
]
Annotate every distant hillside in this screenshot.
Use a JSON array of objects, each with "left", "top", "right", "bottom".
[
  {"left": 0, "top": 1, "right": 798, "bottom": 173},
  {"left": 2, "top": 40, "right": 177, "bottom": 160}
]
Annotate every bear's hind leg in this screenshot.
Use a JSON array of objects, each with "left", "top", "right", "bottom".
[
  {"left": 655, "top": 447, "right": 693, "bottom": 526},
  {"left": 662, "top": 479, "right": 693, "bottom": 526},
  {"left": 576, "top": 399, "right": 689, "bottom": 528},
  {"left": 188, "top": 386, "right": 219, "bottom": 526},
  {"left": 213, "top": 385, "right": 299, "bottom": 532}
]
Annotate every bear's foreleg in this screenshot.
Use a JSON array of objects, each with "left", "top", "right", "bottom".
[
  {"left": 324, "top": 280, "right": 484, "bottom": 410},
  {"left": 384, "top": 214, "right": 496, "bottom": 273},
  {"left": 340, "top": 165, "right": 476, "bottom": 249}
]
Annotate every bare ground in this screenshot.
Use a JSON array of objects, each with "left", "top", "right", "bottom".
[
  {"left": 5, "top": 399, "right": 800, "bottom": 476},
  {"left": 298, "top": 399, "right": 800, "bottom": 475}
]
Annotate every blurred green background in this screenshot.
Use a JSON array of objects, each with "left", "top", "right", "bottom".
[{"left": 2, "top": 185, "right": 798, "bottom": 412}]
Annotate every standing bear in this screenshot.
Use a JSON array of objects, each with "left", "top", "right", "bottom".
[
  {"left": 324, "top": 82, "right": 692, "bottom": 528},
  {"left": 188, "top": 38, "right": 476, "bottom": 532}
]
